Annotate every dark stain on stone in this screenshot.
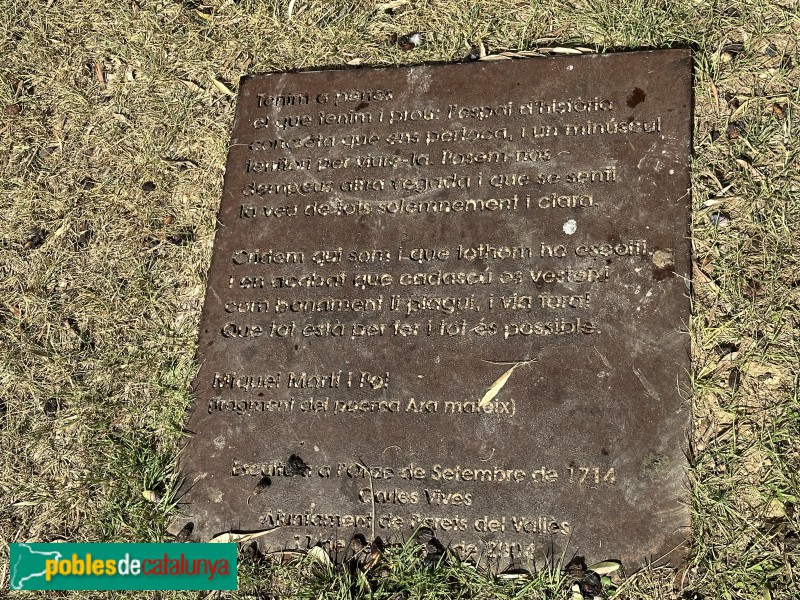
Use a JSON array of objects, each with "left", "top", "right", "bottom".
[
  {"left": 651, "top": 248, "right": 675, "bottom": 280},
  {"left": 641, "top": 452, "right": 670, "bottom": 480},
  {"left": 286, "top": 454, "right": 311, "bottom": 477},
  {"left": 627, "top": 87, "right": 646, "bottom": 108},
  {"left": 652, "top": 266, "right": 675, "bottom": 281},
  {"left": 254, "top": 476, "right": 271, "bottom": 494},
  {"left": 175, "top": 522, "right": 194, "bottom": 542}
]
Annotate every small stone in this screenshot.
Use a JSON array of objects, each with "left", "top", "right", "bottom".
[
  {"left": 397, "top": 32, "right": 422, "bottom": 51},
  {"left": 709, "top": 211, "right": 731, "bottom": 227},
  {"left": 652, "top": 248, "right": 675, "bottom": 269}
]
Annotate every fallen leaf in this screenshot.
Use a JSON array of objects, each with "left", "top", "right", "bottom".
[
  {"left": 180, "top": 79, "right": 204, "bottom": 93},
  {"left": 307, "top": 545, "right": 333, "bottom": 569},
  {"left": 735, "top": 158, "right": 764, "bottom": 180},
  {"left": 360, "top": 542, "right": 383, "bottom": 572},
  {"left": 588, "top": 560, "right": 622, "bottom": 575},
  {"left": 211, "top": 78, "right": 234, "bottom": 96},
  {"left": 377, "top": 0, "right": 409, "bottom": 11},
  {"left": 497, "top": 570, "right": 529, "bottom": 579},
  {"left": 479, "top": 361, "right": 531, "bottom": 407},
  {"left": 209, "top": 528, "right": 278, "bottom": 543}
]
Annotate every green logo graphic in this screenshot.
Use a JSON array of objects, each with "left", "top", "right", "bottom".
[{"left": 10, "top": 543, "right": 237, "bottom": 591}]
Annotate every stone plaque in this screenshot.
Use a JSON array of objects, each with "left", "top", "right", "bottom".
[{"left": 176, "top": 50, "right": 692, "bottom": 569}]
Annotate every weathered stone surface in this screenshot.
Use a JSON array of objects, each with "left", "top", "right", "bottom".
[{"left": 175, "top": 50, "right": 692, "bottom": 569}]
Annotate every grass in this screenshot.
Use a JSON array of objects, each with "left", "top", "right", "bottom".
[{"left": 1, "top": 0, "right": 798, "bottom": 598}]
